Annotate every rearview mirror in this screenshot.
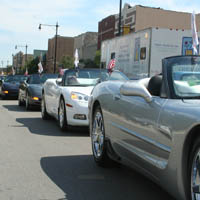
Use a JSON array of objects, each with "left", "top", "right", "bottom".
[{"left": 120, "top": 81, "right": 152, "bottom": 103}]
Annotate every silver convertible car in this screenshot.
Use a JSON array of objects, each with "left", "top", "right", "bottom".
[{"left": 89, "top": 55, "right": 200, "bottom": 200}]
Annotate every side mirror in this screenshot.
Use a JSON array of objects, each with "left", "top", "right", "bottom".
[
  {"left": 56, "top": 78, "right": 62, "bottom": 85},
  {"left": 120, "top": 81, "right": 153, "bottom": 103}
]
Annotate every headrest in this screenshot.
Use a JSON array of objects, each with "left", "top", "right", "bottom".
[{"left": 147, "top": 75, "right": 162, "bottom": 96}]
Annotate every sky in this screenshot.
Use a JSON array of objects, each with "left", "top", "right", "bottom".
[{"left": 0, "top": 0, "right": 200, "bottom": 67}]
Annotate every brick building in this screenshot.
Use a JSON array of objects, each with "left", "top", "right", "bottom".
[
  {"left": 98, "top": 3, "right": 200, "bottom": 50},
  {"left": 13, "top": 52, "right": 33, "bottom": 73},
  {"left": 98, "top": 15, "right": 116, "bottom": 50},
  {"left": 46, "top": 36, "right": 74, "bottom": 73}
]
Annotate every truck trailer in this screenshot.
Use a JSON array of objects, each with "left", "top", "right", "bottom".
[{"left": 101, "top": 27, "right": 200, "bottom": 79}]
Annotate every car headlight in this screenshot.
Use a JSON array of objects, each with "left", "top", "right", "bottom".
[{"left": 71, "top": 92, "right": 89, "bottom": 101}]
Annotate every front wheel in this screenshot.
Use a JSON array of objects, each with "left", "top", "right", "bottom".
[
  {"left": 18, "top": 93, "right": 23, "bottom": 106},
  {"left": 189, "top": 137, "right": 200, "bottom": 200},
  {"left": 91, "top": 105, "right": 112, "bottom": 167},
  {"left": 58, "top": 98, "right": 68, "bottom": 131},
  {"left": 41, "top": 95, "right": 50, "bottom": 120},
  {"left": 25, "top": 94, "right": 31, "bottom": 110}
]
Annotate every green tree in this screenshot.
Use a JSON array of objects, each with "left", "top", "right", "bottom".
[
  {"left": 94, "top": 50, "right": 101, "bottom": 68},
  {"left": 59, "top": 55, "right": 74, "bottom": 69},
  {"left": 23, "top": 57, "right": 40, "bottom": 74},
  {"left": 83, "top": 59, "right": 97, "bottom": 68}
]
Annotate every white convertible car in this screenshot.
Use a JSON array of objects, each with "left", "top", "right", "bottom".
[{"left": 41, "top": 68, "right": 128, "bottom": 131}]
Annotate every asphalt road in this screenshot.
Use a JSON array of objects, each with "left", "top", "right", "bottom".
[{"left": 0, "top": 99, "right": 175, "bottom": 200}]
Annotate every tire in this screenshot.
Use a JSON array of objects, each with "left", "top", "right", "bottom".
[
  {"left": 18, "top": 93, "right": 23, "bottom": 106},
  {"left": 58, "top": 98, "right": 68, "bottom": 131},
  {"left": 91, "top": 105, "right": 112, "bottom": 167},
  {"left": 189, "top": 137, "right": 200, "bottom": 200},
  {"left": 25, "top": 94, "right": 31, "bottom": 110},
  {"left": 41, "top": 95, "right": 50, "bottom": 120}
]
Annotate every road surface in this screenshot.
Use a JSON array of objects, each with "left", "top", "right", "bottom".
[{"left": 0, "top": 99, "right": 175, "bottom": 200}]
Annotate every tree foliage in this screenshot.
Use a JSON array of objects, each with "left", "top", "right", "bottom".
[
  {"left": 94, "top": 50, "right": 101, "bottom": 68},
  {"left": 59, "top": 55, "right": 74, "bottom": 69},
  {"left": 21, "top": 57, "right": 40, "bottom": 74}
]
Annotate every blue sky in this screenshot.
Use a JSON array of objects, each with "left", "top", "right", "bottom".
[{"left": 0, "top": 0, "right": 200, "bottom": 67}]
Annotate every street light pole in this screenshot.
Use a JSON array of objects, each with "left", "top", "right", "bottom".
[
  {"left": 15, "top": 44, "right": 28, "bottom": 71},
  {"left": 38, "top": 22, "right": 59, "bottom": 74},
  {"left": 25, "top": 44, "right": 28, "bottom": 65},
  {"left": 118, "top": 0, "right": 122, "bottom": 36},
  {"left": 54, "top": 22, "right": 58, "bottom": 74}
]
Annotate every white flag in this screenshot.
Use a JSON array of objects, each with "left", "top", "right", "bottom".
[
  {"left": 38, "top": 62, "right": 43, "bottom": 74},
  {"left": 74, "top": 48, "right": 79, "bottom": 68},
  {"left": 191, "top": 11, "right": 199, "bottom": 55},
  {"left": 12, "top": 67, "right": 15, "bottom": 75}
]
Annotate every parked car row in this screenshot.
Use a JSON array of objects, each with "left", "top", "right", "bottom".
[
  {"left": 1, "top": 56, "right": 200, "bottom": 200},
  {"left": 18, "top": 73, "right": 58, "bottom": 109},
  {"left": 0, "top": 75, "right": 28, "bottom": 99}
]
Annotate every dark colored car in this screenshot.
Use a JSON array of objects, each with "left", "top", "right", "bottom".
[
  {"left": 0, "top": 75, "right": 6, "bottom": 81},
  {"left": 0, "top": 75, "right": 28, "bottom": 99},
  {"left": 18, "top": 73, "right": 58, "bottom": 110}
]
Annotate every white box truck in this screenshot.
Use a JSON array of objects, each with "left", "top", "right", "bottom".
[{"left": 101, "top": 27, "right": 200, "bottom": 79}]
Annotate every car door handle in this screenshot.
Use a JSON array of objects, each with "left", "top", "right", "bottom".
[{"left": 113, "top": 94, "right": 121, "bottom": 101}]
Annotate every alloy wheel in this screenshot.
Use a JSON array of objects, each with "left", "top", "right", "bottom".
[
  {"left": 59, "top": 100, "right": 65, "bottom": 128},
  {"left": 191, "top": 148, "right": 200, "bottom": 200},
  {"left": 92, "top": 111, "right": 104, "bottom": 158}
]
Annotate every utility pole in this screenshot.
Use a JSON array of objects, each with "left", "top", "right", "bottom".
[
  {"left": 118, "top": 0, "right": 122, "bottom": 36},
  {"left": 39, "top": 22, "right": 59, "bottom": 74}
]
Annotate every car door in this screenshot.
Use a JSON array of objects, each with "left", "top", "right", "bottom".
[
  {"left": 108, "top": 93, "right": 169, "bottom": 170},
  {"left": 45, "top": 81, "right": 60, "bottom": 116}
]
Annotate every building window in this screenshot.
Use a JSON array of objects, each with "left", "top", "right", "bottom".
[
  {"left": 140, "top": 47, "right": 146, "bottom": 60},
  {"left": 111, "top": 52, "right": 115, "bottom": 59},
  {"left": 125, "top": 17, "right": 132, "bottom": 24}
]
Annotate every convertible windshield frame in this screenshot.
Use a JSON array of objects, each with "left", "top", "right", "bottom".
[
  {"left": 165, "top": 55, "right": 200, "bottom": 99},
  {"left": 63, "top": 69, "right": 129, "bottom": 87},
  {"left": 4, "top": 75, "right": 27, "bottom": 83}
]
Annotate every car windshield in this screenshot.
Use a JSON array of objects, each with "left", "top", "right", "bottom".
[
  {"left": 4, "top": 75, "right": 26, "bottom": 83},
  {"left": 40, "top": 74, "right": 58, "bottom": 83},
  {"left": 170, "top": 56, "right": 200, "bottom": 98},
  {"left": 29, "top": 74, "right": 58, "bottom": 84},
  {"left": 64, "top": 69, "right": 128, "bottom": 86}
]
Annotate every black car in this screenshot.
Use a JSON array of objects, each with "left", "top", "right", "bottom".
[
  {"left": 0, "top": 75, "right": 28, "bottom": 99},
  {"left": 0, "top": 75, "right": 6, "bottom": 81},
  {"left": 18, "top": 73, "right": 58, "bottom": 110}
]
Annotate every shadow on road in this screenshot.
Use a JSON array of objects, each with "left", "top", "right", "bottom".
[
  {"left": 3, "top": 104, "right": 40, "bottom": 112},
  {"left": 16, "top": 117, "right": 89, "bottom": 137},
  {"left": 40, "top": 155, "right": 175, "bottom": 200}
]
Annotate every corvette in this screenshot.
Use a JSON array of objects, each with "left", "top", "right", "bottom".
[
  {"left": 41, "top": 68, "right": 128, "bottom": 131},
  {"left": 18, "top": 73, "right": 58, "bottom": 110},
  {"left": 89, "top": 55, "right": 200, "bottom": 200}
]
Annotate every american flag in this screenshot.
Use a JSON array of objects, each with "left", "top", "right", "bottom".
[
  {"left": 24, "top": 68, "right": 28, "bottom": 76},
  {"left": 107, "top": 59, "right": 115, "bottom": 72}
]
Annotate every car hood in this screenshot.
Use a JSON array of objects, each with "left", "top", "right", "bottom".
[
  {"left": 64, "top": 86, "right": 94, "bottom": 96},
  {"left": 29, "top": 84, "right": 42, "bottom": 97},
  {"left": 2, "top": 82, "right": 20, "bottom": 90}
]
